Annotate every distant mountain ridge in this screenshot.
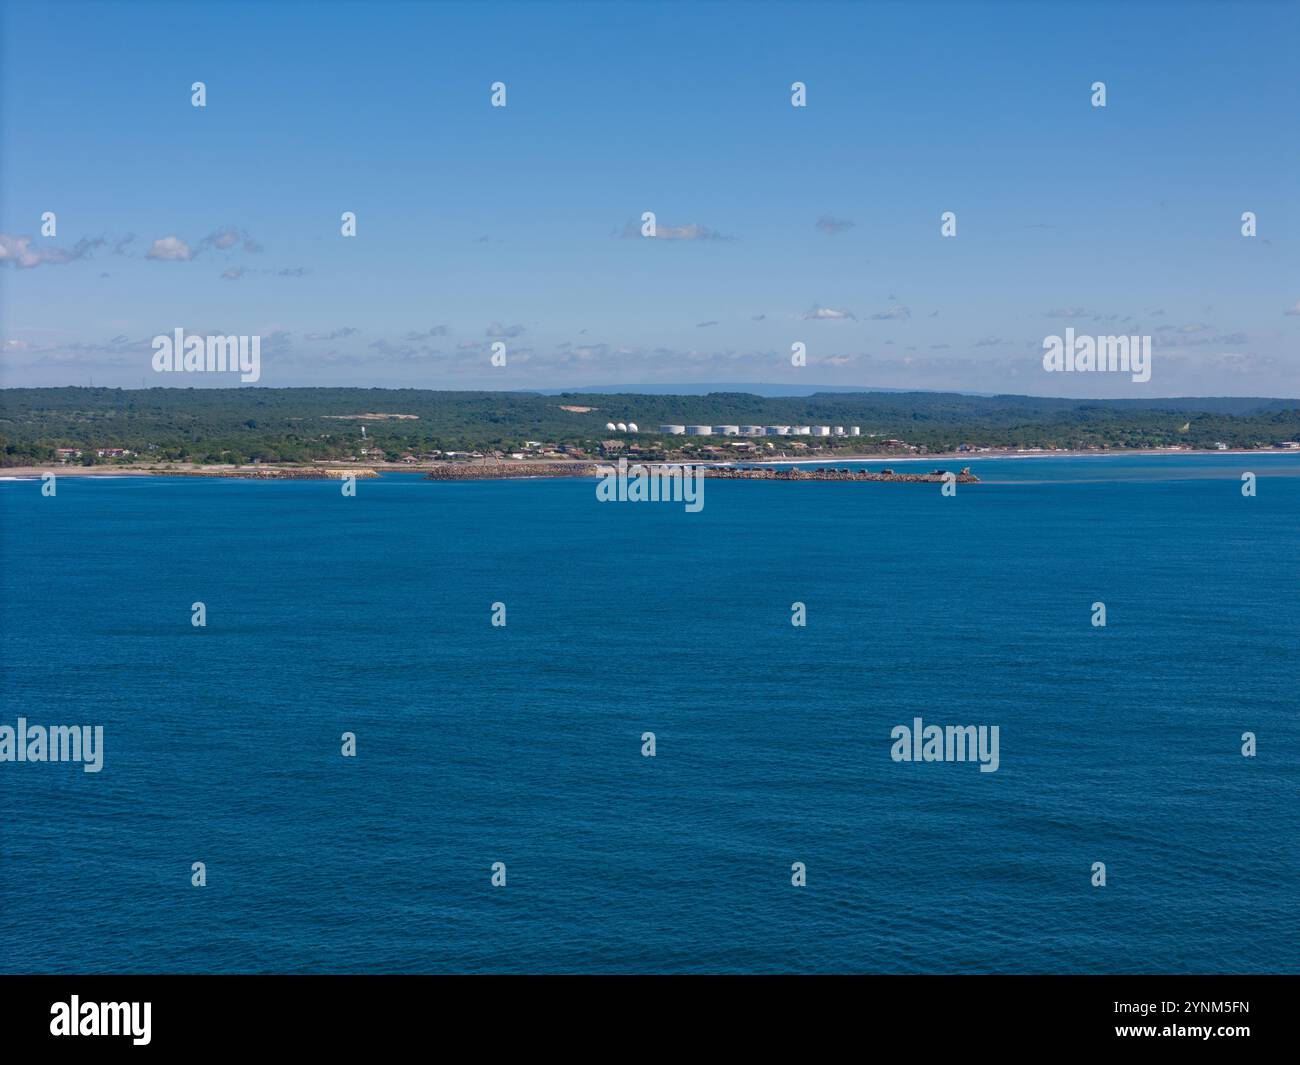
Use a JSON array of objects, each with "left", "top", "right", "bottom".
[{"left": 527, "top": 384, "right": 1300, "bottom": 411}]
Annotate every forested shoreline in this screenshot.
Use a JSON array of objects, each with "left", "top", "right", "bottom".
[{"left": 3, "top": 387, "right": 1299, "bottom": 466}]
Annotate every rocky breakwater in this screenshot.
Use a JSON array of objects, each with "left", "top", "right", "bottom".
[
  {"left": 424, "top": 462, "right": 599, "bottom": 480},
  {"left": 176, "top": 467, "right": 380, "bottom": 480},
  {"left": 424, "top": 462, "right": 978, "bottom": 484},
  {"left": 705, "top": 465, "right": 980, "bottom": 483}
]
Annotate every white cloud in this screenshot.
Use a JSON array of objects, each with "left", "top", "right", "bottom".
[
  {"left": 146, "top": 235, "right": 193, "bottom": 261},
  {"left": 623, "top": 220, "right": 729, "bottom": 241},
  {"left": 0, "top": 233, "right": 104, "bottom": 268},
  {"left": 803, "top": 304, "right": 855, "bottom": 321}
]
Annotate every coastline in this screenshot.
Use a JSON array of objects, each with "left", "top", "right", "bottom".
[{"left": 0, "top": 447, "right": 1291, "bottom": 479}]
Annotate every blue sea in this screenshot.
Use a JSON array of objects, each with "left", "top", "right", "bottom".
[{"left": 2, "top": 454, "right": 1298, "bottom": 973}]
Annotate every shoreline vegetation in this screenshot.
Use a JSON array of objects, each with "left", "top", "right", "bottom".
[
  {"left": 3, "top": 387, "right": 1300, "bottom": 476},
  {"left": 0, "top": 447, "right": 1291, "bottom": 481}
]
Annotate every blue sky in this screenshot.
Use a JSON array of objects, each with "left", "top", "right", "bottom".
[{"left": 2, "top": 0, "right": 1298, "bottom": 395}]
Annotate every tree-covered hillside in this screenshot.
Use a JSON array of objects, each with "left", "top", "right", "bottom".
[{"left": 2, "top": 387, "right": 1298, "bottom": 465}]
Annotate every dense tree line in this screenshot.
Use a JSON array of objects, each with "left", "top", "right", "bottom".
[{"left": 2, "top": 387, "right": 1299, "bottom": 465}]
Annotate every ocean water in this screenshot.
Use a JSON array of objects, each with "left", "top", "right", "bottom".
[{"left": 1, "top": 454, "right": 1297, "bottom": 974}]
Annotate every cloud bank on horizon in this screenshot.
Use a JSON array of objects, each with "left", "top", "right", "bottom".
[{"left": 1, "top": 1, "right": 1297, "bottom": 397}]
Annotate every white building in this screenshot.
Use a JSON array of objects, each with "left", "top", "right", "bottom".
[
  {"left": 686, "top": 425, "right": 713, "bottom": 436},
  {"left": 659, "top": 425, "right": 686, "bottom": 434},
  {"left": 627, "top": 423, "right": 638, "bottom": 432},
  {"left": 850, "top": 426, "right": 861, "bottom": 436},
  {"left": 741, "top": 425, "right": 765, "bottom": 436},
  {"left": 715, "top": 425, "right": 740, "bottom": 436},
  {"left": 812, "top": 426, "right": 831, "bottom": 437},
  {"left": 793, "top": 426, "right": 811, "bottom": 435},
  {"left": 616, "top": 423, "right": 628, "bottom": 432}
]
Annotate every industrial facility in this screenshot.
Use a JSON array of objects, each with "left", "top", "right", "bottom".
[{"left": 657, "top": 424, "right": 861, "bottom": 437}]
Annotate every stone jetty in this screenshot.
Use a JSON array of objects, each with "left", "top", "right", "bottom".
[
  {"left": 174, "top": 467, "right": 380, "bottom": 480},
  {"left": 424, "top": 462, "right": 599, "bottom": 480},
  {"left": 424, "top": 463, "right": 978, "bottom": 484}
]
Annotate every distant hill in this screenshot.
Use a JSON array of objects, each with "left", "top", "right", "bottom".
[
  {"left": 527, "top": 384, "right": 1300, "bottom": 411},
  {"left": 526, "top": 383, "right": 943, "bottom": 397}
]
